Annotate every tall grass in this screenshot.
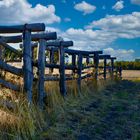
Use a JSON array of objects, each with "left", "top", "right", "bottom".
[{"left": 0, "top": 77, "right": 116, "bottom": 139}]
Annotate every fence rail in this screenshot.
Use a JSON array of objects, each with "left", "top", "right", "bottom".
[{"left": 0, "top": 23, "right": 122, "bottom": 106}]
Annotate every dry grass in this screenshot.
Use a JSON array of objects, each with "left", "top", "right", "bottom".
[{"left": 122, "top": 70, "right": 140, "bottom": 80}]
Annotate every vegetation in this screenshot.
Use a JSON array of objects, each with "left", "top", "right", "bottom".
[
  {"left": 0, "top": 78, "right": 140, "bottom": 139},
  {"left": 115, "top": 61, "right": 140, "bottom": 70}
]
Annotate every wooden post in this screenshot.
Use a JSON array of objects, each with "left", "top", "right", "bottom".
[
  {"left": 119, "top": 66, "right": 122, "bottom": 79},
  {"left": 49, "top": 49, "right": 54, "bottom": 74},
  {"left": 59, "top": 45, "right": 66, "bottom": 96},
  {"left": 77, "top": 53, "right": 83, "bottom": 90},
  {"left": 94, "top": 54, "right": 99, "bottom": 80},
  {"left": 38, "top": 39, "right": 46, "bottom": 107},
  {"left": 23, "top": 28, "right": 33, "bottom": 103},
  {"left": 86, "top": 56, "right": 90, "bottom": 65},
  {"left": 111, "top": 59, "right": 114, "bottom": 79},
  {"left": 72, "top": 54, "right": 76, "bottom": 74},
  {"left": 103, "top": 58, "right": 107, "bottom": 80}
]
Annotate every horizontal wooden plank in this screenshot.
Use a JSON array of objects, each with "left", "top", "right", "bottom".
[
  {"left": 0, "top": 78, "right": 20, "bottom": 91},
  {"left": 0, "top": 60, "right": 22, "bottom": 76},
  {"left": 99, "top": 55, "right": 111, "bottom": 59},
  {"left": 65, "top": 49, "right": 103, "bottom": 55},
  {"left": 1, "top": 32, "right": 57, "bottom": 43},
  {"left": 46, "top": 41, "right": 73, "bottom": 47},
  {"left": 0, "top": 23, "right": 45, "bottom": 33},
  {"left": 0, "top": 41, "right": 21, "bottom": 55}
]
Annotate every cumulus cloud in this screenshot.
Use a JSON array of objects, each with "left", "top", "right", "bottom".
[
  {"left": 0, "top": 0, "right": 61, "bottom": 25},
  {"left": 131, "top": 0, "right": 140, "bottom": 5},
  {"left": 74, "top": 1, "right": 96, "bottom": 15},
  {"left": 112, "top": 0, "right": 124, "bottom": 11},
  {"left": 85, "top": 12, "right": 140, "bottom": 39},
  {"left": 61, "top": 27, "right": 135, "bottom": 60},
  {"left": 103, "top": 48, "right": 135, "bottom": 60}
]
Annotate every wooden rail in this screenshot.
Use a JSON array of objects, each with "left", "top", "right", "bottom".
[{"left": 0, "top": 23, "right": 122, "bottom": 107}]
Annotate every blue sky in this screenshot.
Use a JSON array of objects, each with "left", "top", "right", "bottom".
[{"left": 0, "top": 0, "right": 140, "bottom": 60}]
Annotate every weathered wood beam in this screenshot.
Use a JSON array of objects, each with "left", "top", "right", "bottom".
[
  {"left": 77, "top": 53, "right": 83, "bottom": 90},
  {"left": 99, "top": 55, "right": 111, "bottom": 59},
  {"left": 94, "top": 54, "right": 99, "bottom": 80},
  {"left": 103, "top": 58, "right": 107, "bottom": 80},
  {"left": 0, "top": 40, "right": 21, "bottom": 55},
  {"left": 23, "top": 29, "right": 33, "bottom": 103},
  {"left": 46, "top": 41, "right": 73, "bottom": 47},
  {"left": 86, "top": 56, "right": 90, "bottom": 65},
  {"left": 59, "top": 45, "right": 66, "bottom": 96},
  {"left": 1, "top": 32, "right": 57, "bottom": 43},
  {"left": 72, "top": 54, "right": 76, "bottom": 73},
  {"left": 38, "top": 39, "right": 46, "bottom": 107},
  {"left": 0, "top": 23, "right": 45, "bottom": 33},
  {"left": 65, "top": 49, "right": 103, "bottom": 55},
  {"left": 0, "top": 60, "right": 22, "bottom": 76},
  {"left": 0, "top": 78, "right": 20, "bottom": 91},
  {"left": 49, "top": 49, "right": 55, "bottom": 73}
]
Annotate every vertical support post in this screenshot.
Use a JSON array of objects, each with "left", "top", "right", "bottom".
[
  {"left": 72, "top": 54, "right": 76, "bottom": 74},
  {"left": 77, "top": 53, "right": 83, "bottom": 90},
  {"left": 94, "top": 54, "right": 99, "bottom": 80},
  {"left": 23, "top": 28, "right": 33, "bottom": 103},
  {"left": 59, "top": 45, "right": 66, "bottom": 96},
  {"left": 86, "top": 56, "right": 89, "bottom": 65},
  {"left": 49, "top": 49, "right": 54, "bottom": 74},
  {"left": 38, "top": 39, "right": 46, "bottom": 107},
  {"left": 111, "top": 59, "right": 114, "bottom": 79},
  {"left": 119, "top": 66, "right": 122, "bottom": 79},
  {"left": 103, "top": 58, "right": 107, "bottom": 80}
]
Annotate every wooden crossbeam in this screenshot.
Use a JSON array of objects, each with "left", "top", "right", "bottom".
[
  {"left": 99, "top": 55, "right": 111, "bottom": 59},
  {"left": 46, "top": 41, "right": 73, "bottom": 47},
  {"left": 0, "top": 40, "right": 21, "bottom": 55},
  {"left": 0, "top": 23, "right": 45, "bottom": 33},
  {"left": 1, "top": 32, "right": 57, "bottom": 43},
  {"left": 0, "top": 60, "right": 22, "bottom": 76},
  {"left": 0, "top": 78, "right": 20, "bottom": 91}
]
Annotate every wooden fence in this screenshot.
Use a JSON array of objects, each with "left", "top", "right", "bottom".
[{"left": 0, "top": 23, "right": 122, "bottom": 106}]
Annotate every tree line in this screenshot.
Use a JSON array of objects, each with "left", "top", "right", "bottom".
[{"left": 115, "top": 61, "right": 140, "bottom": 70}]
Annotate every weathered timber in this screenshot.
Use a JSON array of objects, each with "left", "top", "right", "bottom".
[
  {"left": 1, "top": 32, "right": 57, "bottom": 43},
  {"left": 59, "top": 45, "right": 66, "bottom": 96},
  {"left": 86, "top": 56, "right": 90, "bottom": 65},
  {"left": 23, "top": 29, "right": 33, "bottom": 103},
  {"left": 94, "top": 54, "right": 99, "bottom": 80},
  {"left": 46, "top": 41, "right": 73, "bottom": 47},
  {"left": 103, "top": 58, "right": 107, "bottom": 80},
  {"left": 82, "top": 65, "right": 95, "bottom": 69},
  {"left": 49, "top": 49, "right": 55, "bottom": 73},
  {"left": 0, "top": 78, "right": 20, "bottom": 91},
  {"left": 0, "top": 23, "right": 45, "bottom": 33},
  {"left": 38, "top": 39, "right": 46, "bottom": 107},
  {"left": 72, "top": 54, "right": 76, "bottom": 73},
  {"left": 99, "top": 55, "right": 110, "bottom": 59},
  {"left": 0, "top": 40, "right": 21, "bottom": 55},
  {"left": 65, "top": 49, "right": 103, "bottom": 55},
  {"left": 110, "top": 57, "right": 116, "bottom": 78},
  {"left": 77, "top": 53, "right": 83, "bottom": 90},
  {"left": 0, "top": 60, "right": 22, "bottom": 76}
]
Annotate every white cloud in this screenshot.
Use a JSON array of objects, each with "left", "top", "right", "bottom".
[
  {"left": 0, "top": 0, "right": 61, "bottom": 25},
  {"left": 64, "top": 18, "right": 71, "bottom": 22},
  {"left": 131, "top": 0, "right": 140, "bottom": 5},
  {"left": 74, "top": 1, "right": 96, "bottom": 15},
  {"left": 112, "top": 0, "right": 124, "bottom": 11},
  {"left": 103, "top": 48, "right": 135, "bottom": 60},
  {"left": 85, "top": 12, "right": 140, "bottom": 39},
  {"left": 60, "top": 12, "right": 140, "bottom": 60}
]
